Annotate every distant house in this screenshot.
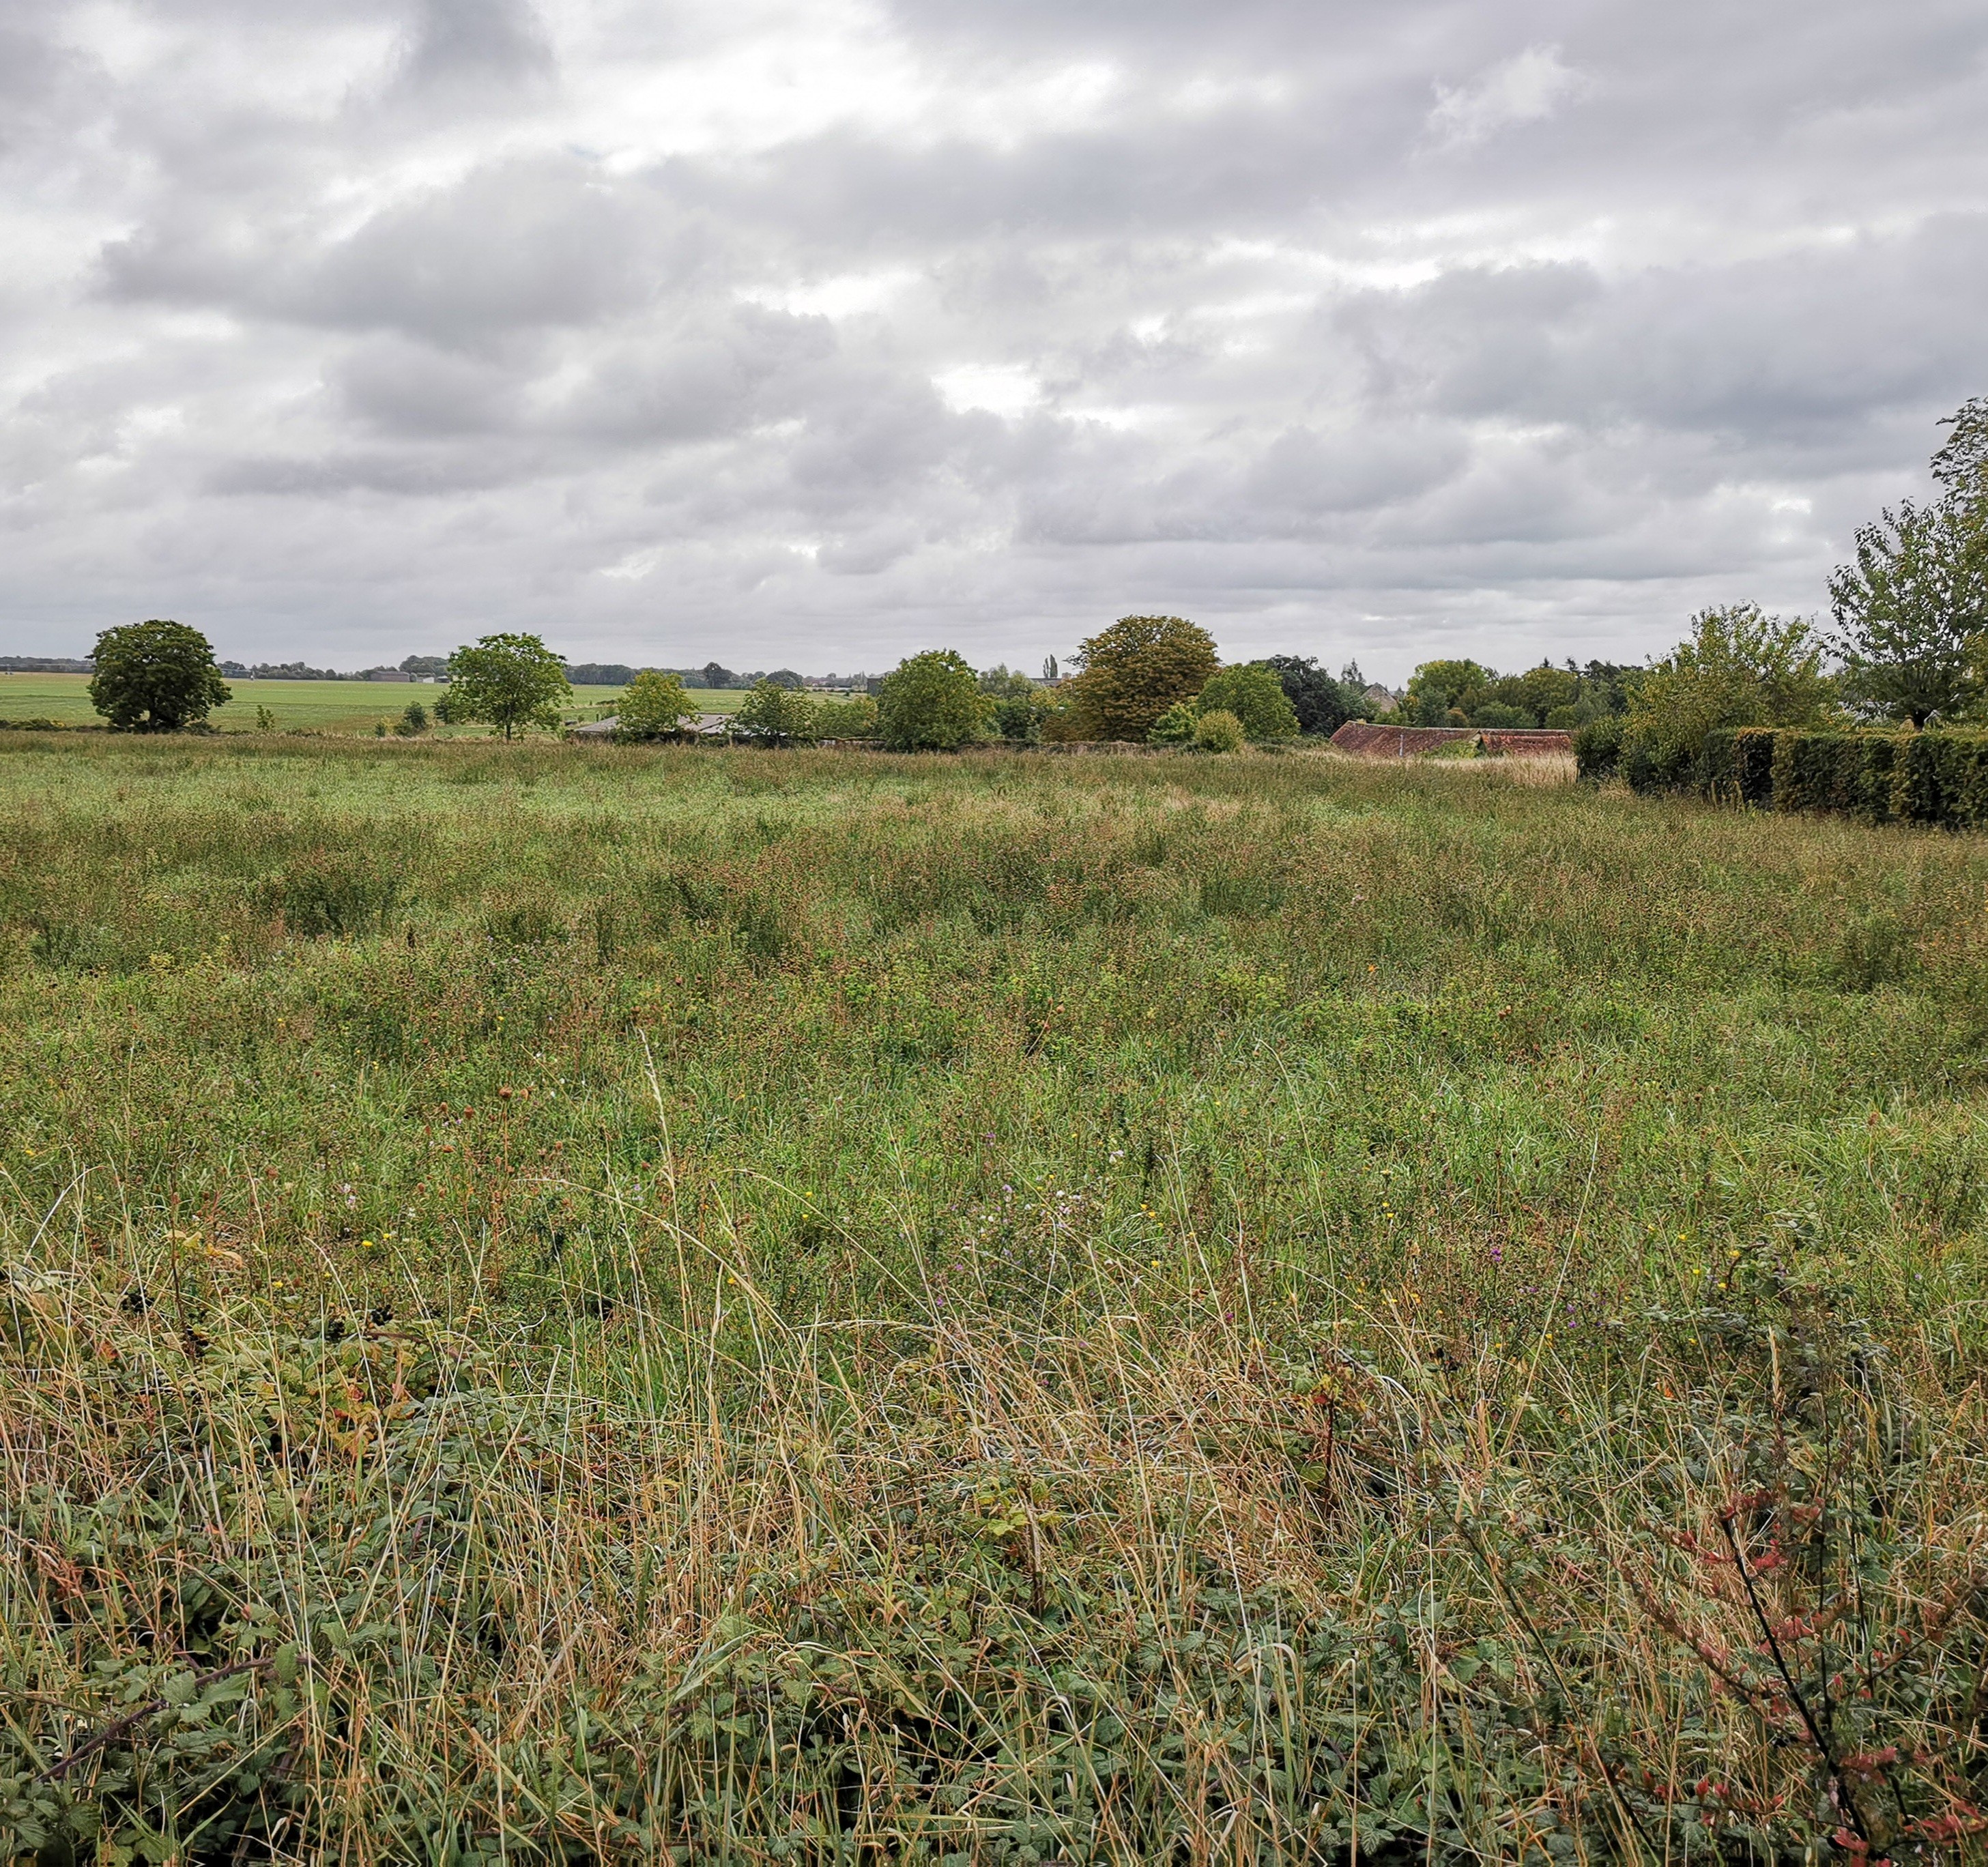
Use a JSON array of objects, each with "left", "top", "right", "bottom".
[
  {"left": 1362, "top": 684, "right": 1401, "bottom": 714},
  {"left": 364, "top": 667, "right": 404, "bottom": 682}
]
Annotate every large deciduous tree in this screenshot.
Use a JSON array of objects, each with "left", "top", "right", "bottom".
[
  {"left": 1258, "top": 655, "right": 1361, "bottom": 735},
  {"left": 446, "top": 634, "right": 572, "bottom": 740},
  {"left": 1063, "top": 616, "right": 1218, "bottom": 741},
  {"left": 1194, "top": 664, "right": 1299, "bottom": 741},
  {"left": 88, "top": 620, "right": 231, "bottom": 732},
  {"left": 877, "top": 650, "right": 990, "bottom": 751},
  {"left": 1828, "top": 497, "right": 1988, "bottom": 727}
]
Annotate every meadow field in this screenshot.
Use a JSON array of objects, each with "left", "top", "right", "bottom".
[
  {"left": 0, "top": 674, "right": 749, "bottom": 734},
  {"left": 2, "top": 732, "right": 1985, "bottom": 1864}
]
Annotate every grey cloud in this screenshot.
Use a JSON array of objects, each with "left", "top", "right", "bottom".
[
  {"left": 100, "top": 158, "right": 655, "bottom": 341},
  {"left": 393, "top": 0, "right": 554, "bottom": 94},
  {"left": 3, "top": 0, "right": 1987, "bottom": 674}
]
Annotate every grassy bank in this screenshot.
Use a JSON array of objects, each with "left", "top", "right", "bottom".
[{"left": 2, "top": 734, "right": 1985, "bottom": 1864}]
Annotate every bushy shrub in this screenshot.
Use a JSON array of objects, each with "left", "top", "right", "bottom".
[
  {"left": 814, "top": 694, "right": 880, "bottom": 739},
  {"left": 1194, "top": 709, "right": 1245, "bottom": 753},
  {"left": 265, "top": 853, "right": 405, "bottom": 938},
  {"left": 1146, "top": 701, "right": 1198, "bottom": 747},
  {"left": 1572, "top": 714, "right": 1624, "bottom": 783}
]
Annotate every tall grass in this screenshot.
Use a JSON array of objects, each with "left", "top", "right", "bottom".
[{"left": 2, "top": 735, "right": 1985, "bottom": 1864}]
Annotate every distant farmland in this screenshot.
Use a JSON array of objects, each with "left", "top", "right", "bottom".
[{"left": 0, "top": 671, "right": 753, "bottom": 732}]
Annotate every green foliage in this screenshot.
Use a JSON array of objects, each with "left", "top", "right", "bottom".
[
  {"left": 1829, "top": 495, "right": 1988, "bottom": 727},
  {"left": 614, "top": 670, "right": 701, "bottom": 742},
  {"left": 1572, "top": 714, "right": 1624, "bottom": 783},
  {"left": 813, "top": 693, "right": 879, "bottom": 738},
  {"left": 1064, "top": 616, "right": 1220, "bottom": 741},
  {"left": 1699, "top": 726, "right": 1778, "bottom": 806},
  {"left": 393, "top": 700, "right": 429, "bottom": 738},
  {"left": 87, "top": 620, "right": 231, "bottom": 732},
  {"left": 1404, "top": 658, "right": 1491, "bottom": 719},
  {"left": 445, "top": 633, "right": 572, "bottom": 740},
  {"left": 1397, "top": 658, "right": 1616, "bottom": 730},
  {"left": 1195, "top": 663, "right": 1299, "bottom": 740},
  {"left": 876, "top": 650, "right": 990, "bottom": 750},
  {"left": 1257, "top": 654, "right": 1363, "bottom": 735},
  {"left": 1192, "top": 708, "right": 1245, "bottom": 753},
  {"left": 732, "top": 680, "right": 820, "bottom": 745},
  {"left": 1145, "top": 699, "right": 1198, "bottom": 747},
  {"left": 1627, "top": 603, "right": 1836, "bottom": 769},
  {"left": 265, "top": 851, "right": 405, "bottom": 937}
]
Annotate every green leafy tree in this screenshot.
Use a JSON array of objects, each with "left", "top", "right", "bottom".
[
  {"left": 1258, "top": 655, "right": 1360, "bottom": 735},
  {"left": 1064, "top": 616, "right": 1219, "bottom": 741},
  {"left": 733, "top": 680, "right": 820, "bottom": 746},
  {"left": 87, "top": 620, "right": 231, "bottom": 732},
  {"left": 1828, "top": 497, "right": 1988, "bottom": 727},
  {"left": 445, "top": 634, "right": 571, "bottom": 740},
  {"left": 614, "top": 670, "right": 701, "bottom": 742},
  {"left": 1404, "top": 658, "right": 1493, "bottom": 724},
  {"left": 1146, "top": 700, "right": 1198, "bottom": 747},
  {"left": 1629, "top": 604, "right": 1836, "bottom": 767},
  {"left": 877, "top": 650, "right": 991, "bottom": 751},
  {"left": 1196, "top": 664, "right": 1299, "bottom": 741},
  {"left": 814, "top": 694, "right": 880, "bottom": 738},
  {"left": 394, "top": 701, "right": 430, "bottom": 738},
  {"left": 1193, "top": 709, "right": 1245, "bottom": 753},
  {"left": 1933, "top": 395, "right": 1988, "bottom": 521}
]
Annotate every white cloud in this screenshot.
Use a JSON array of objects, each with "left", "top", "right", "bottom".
[
  {"left": 0, "top": 0, "right": 1984, "bottom": 680},
  {"left": 1427, "top": 44, "right": 1586, "bottom": 149}
]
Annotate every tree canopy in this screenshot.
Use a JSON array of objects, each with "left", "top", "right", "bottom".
[
  {"left": 1063, "top": 616, "right": 1219, "bottom": 742},
  {"left": 1257, "top": 656, "right": 1362, "bottom": 736},
  {"left": 1627, "top": 604, "right": 1836, "bottom": 766},
  {"left": 1195, "top": 664, "right": 1299, "bottom": 740},
  {"left": 614, "top": 671, "right": 701, "bottom": 742},
  {"left": 877, "top": 650, "right": 990, "bottom": 751},
  {"left": 88, "top": 620, "right": 231, "bottom": 732},
  {"left": 446, "top": 634, "right": 572, "bottom": 740},
  {"left": 733, "top": 680, "right": 820, "bottom": 745},
  {"left": 1829, "top": 497, "right": 1988, "bottom": 727}
]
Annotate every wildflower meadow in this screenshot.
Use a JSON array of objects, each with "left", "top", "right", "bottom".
[{"left": 2, "top": 732, "right": 1985, "bottom": 1863}]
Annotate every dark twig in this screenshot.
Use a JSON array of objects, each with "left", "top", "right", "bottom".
[
  {"left": 37, "top": 1658, "right": 273, "bottom": 1783},
  {"left": 1717, "top": 1511, "right": 1882, "bottom": 1860}
]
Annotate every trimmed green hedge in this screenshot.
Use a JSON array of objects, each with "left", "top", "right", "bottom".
[{"left": 1589, "top": 724, "right": 1988, "bottom": 830}]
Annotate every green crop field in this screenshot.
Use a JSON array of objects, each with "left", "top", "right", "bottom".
[
  {"left": 0, "top": 672, "right": 753, "bottom": 733},
  {"left": 3, "top": 732, "right": 1985, "bottom": 1864}
]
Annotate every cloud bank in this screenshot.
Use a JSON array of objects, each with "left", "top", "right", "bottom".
[{"left": 1, "top": 0, "right": 1984, "bottom": 676}]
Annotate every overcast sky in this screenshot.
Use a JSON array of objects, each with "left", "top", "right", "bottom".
[{"left": 2, "top": 0, "right": 1984, "bottom": 679}]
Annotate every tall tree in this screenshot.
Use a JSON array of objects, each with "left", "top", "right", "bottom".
[
  {"left": 88, "top": 620, "right": 231, "bottom": 732},
  {"left": 877, "top": 650, "right": 990, "bottom": 751},
  {"left": 1258, "top": 655, "right": 1359, "bottom": 735},
  {"left": 1063, "top": 616, "right": 1218, "bottom": 741},
  {"left": 446, "top": 634, "right": 572, "bottom": 740},
  {"left": 614, "top": 671, "right": 701, "bottom": 742},
  {"left": 1829, "top": 497, "right": 1988, "bottom": 727},
  {"left": 732, "top": 680, "right": 820, "bottom": 745},
  {"left": 1195, "top": 664, "right": 1300, "bottom": 740}
]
